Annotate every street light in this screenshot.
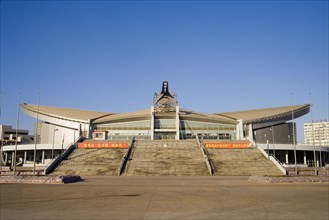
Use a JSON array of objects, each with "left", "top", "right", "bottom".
[
  {"left": 291, "top": 92, "right": 297, "bottom": 175},
  {"left": 271, "top": 125, "right": 276, "bottom": 159},
  {"left": 61, "top": 134, "right": 65, "bottom": 155},
  {"left": 33, "top": 93, "right": 40, "bottom": 175},
  {"left": 13, "top": 93, "right": 21, "bottom": 174},
  {"left": 318, "top": 124, "right": 327, "bottom": 167},
  {"left": 52, "top": 127, "right": 58, "bottom": 159},
  {"left": 265, "top": 133, "right": 269, "bottom": 159},
  {"left": 309, "top": 93, "right": 317, "bottom": 175}
]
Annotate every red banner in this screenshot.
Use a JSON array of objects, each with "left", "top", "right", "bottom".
[
  {"left": 204, "top": 141, "right": 251, "bottom": 149},
  {"left": 78, "top": 142, "right": 129, "bottom": 149}
]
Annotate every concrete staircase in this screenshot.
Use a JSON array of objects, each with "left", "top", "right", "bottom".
[
  {"left": 208, "top": 148, "right": 283, "bottom": 176},
  {"left": 124, "top": 140, "right": 209, "bottom": 176},
  {"left": 51, "top": 148, "right": 126, "bottom": 176}
]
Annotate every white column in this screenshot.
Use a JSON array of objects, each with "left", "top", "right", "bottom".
[
  {"left": 236, "top": 119, "right": 244, "bottom": 140},
  {"left": 175, "top": 106, "right": 180, "bottom": 140},
  {"left": 285, "top": 151, "right": 289, "bottom": 164},
  {"left": 24, "top": 151, "right": 27, "bottom": 163},
  {"left": 11, "top": 151, "right": 15, "bottom": 167},
  {"left": 87, "top": 119, "right": 93, "bottom": 139},
  {"left": 42, "top": 150, "right": 45, "bottom": 164},
  {"left": 5, "top": 152, "right": 8, "bottom": 164},
  {"left": 248, "top": 124, "right": 253, "bottom": 140},
  {"left": 303, "top": 151, "right": 307, "bottom": 165},
  {"left": 151, "top": 106, "right": 155, "bottom": 140}
]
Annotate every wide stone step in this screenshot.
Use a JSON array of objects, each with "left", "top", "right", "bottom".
[
  {"left": 208, "top": 148, "right": 282, "bottom": 176},
  {"left": 52, "top": 148, "right": 126, "bottom": 176},
  {"left": 124, "top": 140, "right": 209, "bottom": 176}
]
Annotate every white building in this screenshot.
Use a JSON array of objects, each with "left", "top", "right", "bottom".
[{"left": 304, "top": 121, "right": 329, "bottom": 146}]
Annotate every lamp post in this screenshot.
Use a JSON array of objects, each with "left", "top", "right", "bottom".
[
  {"left": 0, "top": 92, "right": 3, "bottom": 175},
  {"left": 288, "top": 134, "right": 290, "bottom": 165},
  {"left": 271, "top": 125, "right": 276, "bottom": 159},
  {"left": 13, "top": 93, "right": 21, "bottom": 174},
  {"left": 309, "top": 93, "right": 317, "bottom": 175},
  {"left": 33, "top": 93, "right": 40, "bottom": 175},
  {"left": 266, "top": 139, "right": 269, "bottom": 159},
  {"left": 318, "top": 124, "right": 327, "bottom": 167},
  {"left": 52, "top": 127, "right": 58, "bottom": 159},
  {"left": 265, "top": 133, "right": 269, "bottom": 159},
  {"left": 291, "top": 92, "right": 297, "bottom": 175},
  {"left": 61, "top": 134, "right": 65, "bottom": 155}
]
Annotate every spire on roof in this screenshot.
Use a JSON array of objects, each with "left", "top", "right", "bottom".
[{"left": 152, "top": 81, "right": 178, "bottom": 113}]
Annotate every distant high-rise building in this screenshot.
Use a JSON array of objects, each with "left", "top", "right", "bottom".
[{"left": 304, "top": 121, "right": 329, "bottom": 145}]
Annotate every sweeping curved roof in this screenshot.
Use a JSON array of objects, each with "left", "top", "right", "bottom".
[
  {"left": 20, "top": 103, "right": 112, "bottom": 122},
  {"left": 218, "top": 104, "right": 310, "bottom": 124},
  {"left": 21, "top": 103, "right": 310, "bottom": 126},
  {"left": 93, "top": 108, "right": 238, "bottom": 125},
  {"left": 94, "top": 109, "right": 151, "bottom": 124}
]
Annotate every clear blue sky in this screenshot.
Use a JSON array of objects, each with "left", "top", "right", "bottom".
[{"left": 1, "top": 0, "right": 328, "bottom": 143}]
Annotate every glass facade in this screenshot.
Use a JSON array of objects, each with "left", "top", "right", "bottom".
[
  {"left": 94, "top": 119, "right": 236, "bottom": 140},
  {"left": 95, "top": 120, "right": 151, "bottom": 140},
  {"left": 154, "top": 119, "right": 176, "bottom": 129},
  {"left": 180, "top": 120, "right": 236, "bottom": 140},
  {"left": 154, "top": 119, "right": 176, "bottom": 140}
]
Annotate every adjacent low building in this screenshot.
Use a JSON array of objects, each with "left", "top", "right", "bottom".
[{"left": 0, "top": 125, "right": 33, "bottom": 145}]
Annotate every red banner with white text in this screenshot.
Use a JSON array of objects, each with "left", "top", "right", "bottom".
[{"left": 78, "top": 142, "right": 129, "bottom": 149}]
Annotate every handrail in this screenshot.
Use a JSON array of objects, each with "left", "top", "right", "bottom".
[
  {"left": 118, "top": 137, "right": 135, "bottom": 175},
  {"left": 196, "top": 135, "right": 214, "bottom": 175},
  {"left": 61, "top": 137, "right": 82, "bottom": 160},
  {"left": 269, "top": 153, "right": 284, "bottom": 166},
  {"left": 256, "top": 143, "right": 270, "bottom": 159},
  {"left": 255, "top": 141, "right": 287, "bottom": 175},
  {"left": 246, "top": 136, "right": 256, "bottom": 148},
  {"left": 268, "top": 155, "right": 287, "bottom": 175},
  {"left": 44, "top": 136, "right": 84, "bottom": 175}
]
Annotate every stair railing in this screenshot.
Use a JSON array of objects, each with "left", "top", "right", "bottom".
[
  {"left": 196, "top": 135, "right": 215, "bottom": 175},
  {"left": 44, "top": 136, "right": 84, "bottom": 175},
  {"left": 253, "top": 140, "right": 287, "bottom": 175},
  {"left": 118, "top": 137, "right": 135, "bottom": 175}
]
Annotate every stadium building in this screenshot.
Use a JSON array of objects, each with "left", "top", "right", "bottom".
[{"left": 1, "top": 81, "right": 328, "bottom": 176}]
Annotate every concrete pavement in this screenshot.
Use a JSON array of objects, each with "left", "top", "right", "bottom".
[{"left": 1, "top": 176, "right": 328, "bottom": 219}]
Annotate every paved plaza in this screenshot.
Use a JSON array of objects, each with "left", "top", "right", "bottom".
[{"left": 1, "top": 176, "right": 328, "bottom": 220}]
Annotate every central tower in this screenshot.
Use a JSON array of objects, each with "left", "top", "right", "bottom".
[{"left": 151, "top": 81, "right": 180, "bottom": 140}]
